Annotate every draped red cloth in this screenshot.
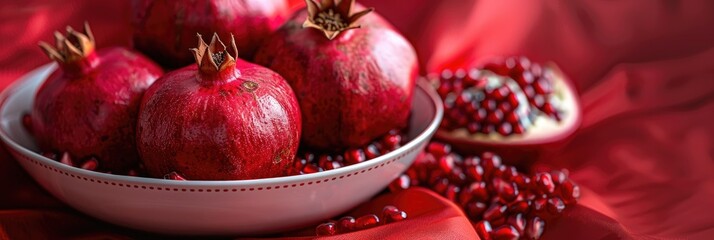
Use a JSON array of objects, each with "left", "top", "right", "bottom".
[{"left": 1, "top": 0, "right": 713, "bottom": 239}]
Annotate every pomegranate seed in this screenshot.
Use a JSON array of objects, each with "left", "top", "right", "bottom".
[
  {"left": 465, "top": 201, "right": 488, "bottom": 220},
  {"left": 550, "top": 169, "right": 568, "bottom": 185},
  {"left": 336, "top": 216, "right": 356, "bottom": 233},
  {"left": 466, "top": 165, "right": 485, "bottom": 182},
  {"left": 474, "top": 221, "right": 493, "bottom": 240},
  {"left": 483, "top": 203, "right": 507, "bottom": 221},
  {"left": 507, "top": 213, "right": 526, "bottom": 233},
  {"left": 560, "top": 180, "right": 581, "bottom": 205},
  {"left": 343, "top": 149, "right": 366, "bottom": 165},
  {"left": 444, "top": 184, "right": 461, "bottom": 202},
  {"left": 163, "top": 172, "right": 186, "bottom": 180},
  {"left": 59, "top": 152, "right": 73, "bottom": 166},
  {"left": 316, "top": 222, "right": 337, "bottom": 236},
  {"left": 508, "top": 200, "right": 530, "bottom": 214},
  {"left": 382, "top": 134, "right": 401, "bottom": 150},
  {"left": 364, "top": 144, "right": 380, "bottom": 159},
  {"left": 328, "top": 160, "right": 344, "bottom": 170},
  {"left": 467, "top": 122, "right": 481, "bottom": 134},
  {"left": 301, "top": 164, "right": 321, "bottom": 174},
  {"left": 456, "top": 91, "right": 473, "bottom": 107},
  {"left": 294, "top": 156, "right": 307, "bottom": 169},
  {"left": 505, "top": 111, "right": 519, "bottom": 123},
  {"left": 355, "top": 214, "right": 380, "bottom": 230},
  {"left": 473, "top": 108, "right": 487, "bottom": 122},
  {"left": 389, "top": 174, "right": 411, "bottom": 192},
  {"left": 481, "top": 125, "right": 495, "bottom": 134},
  {"left": 382, "top": 206, "right": 407, "bottom": 223},
  {"left": 481, "top": 152, "right": 502, "bottom": 172},
  {"left": 432, "top": 178, "right": 450, "bottom": 195},
  {"left": 437, "top": 81, "right": 452, "bottom": 97},
  {"left": 467, "top": 181, "right": 490, "bottom": 202},
  {"left": 427, "top": 142, "right": 451, "bottom": 158},
  {"left": 512, "top": 173, "right": 531, "bottom": 189},
  {"left": 481, "top": 99, "right": 497, "bottom": 111},
  {"left": 448, "top": 167, "right": 468, "bottom": 185},
  {"left": 501, "top": 166, "right": 518, "bottom": 180},
  {"left": 546, "top": 197, "right": 566, "bottom": 215},
  {"left": 486, "top": 110, "right": 504, "bottom": 124},
  {"left": 492, "top": 87, "right": 510, "bottom": 101},
  {"left": 318, "top": 155, "right": 333, "bottom": 167},
  {"left": 463, "top": 156, "right": 481, "bottom": 167},
  {"left": 513, "top": 124, "right": 525, "bottom": 134},
  {"left": 438, "top": 155, "right": 456, "bottom": 173},
  {"left": 492, "top": 178, "right": 519, "bottom": 202},
  {"left": 497, "top": 123, "right": 512, "bottom": 136},
  {"left": 525, "top": 216, "right": 545, "bottom": 240},
  {"left": 492, "top": 225, "right": 520, "bottom": 240},
  {"left": 531, "top": 197, "right": 547, "bottom": 215},
  {"left": 533, "top": 173, "right": 556, "bottom": 194},
  {"left": 80, "top": 158, "right": 98, "bottom": 171},
  {"left": 22, "top": 114, "right": 32, "bottom": 133}
]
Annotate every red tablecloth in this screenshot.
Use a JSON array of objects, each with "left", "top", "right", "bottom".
[{"left": 1, "top": 0, "right": 713, "bottom": 239}]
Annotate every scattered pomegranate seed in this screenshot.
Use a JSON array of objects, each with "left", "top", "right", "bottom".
[
  {"left": 336, "top": 216, "right": 356, "bottom": 233},
  {"left": 59, "top": 152, "right": 73, "bottom": 166},
  {"left": 492, "top": 225, "right": 520, "bottom": 240},
  {"left": 355, "top": 214, "right": 380, "bottom": 231},
  {"left": 474, "top": 221, "right": 493, "bottom": 240},
  {"left": 22, "top": 113, "right": 33, "bottom": 133},
  {"left": 163, "top": 171, "right": 186, "bottom": 180},
  {"left": 80, "top": 158, "right": 98, "bottom": 171},
  {"left": 389, "top": 174, "right": 411, "bottom": 192},
  {"left": 315, "top": 222, "right": 337, "bottom": 236},
  {"left": 397, "top": 141, "right": 580, "bottom": 239},
  {"left": 525, "top": 216, "right": 546, "bottom": 239},
  {"left": 344, "top": 148, "right": 366, "bottom": 165}
]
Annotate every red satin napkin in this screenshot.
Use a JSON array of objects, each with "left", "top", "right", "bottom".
[{"left": 1, "top": 0, "right": 713, "bottom": 239}]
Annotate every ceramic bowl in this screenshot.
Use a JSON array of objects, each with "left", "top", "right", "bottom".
[{"left": 0, "top": 64, "right": 444, "bottom": 236}]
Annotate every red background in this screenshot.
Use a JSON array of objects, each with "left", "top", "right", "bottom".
[{"left": 1, "top": 0, "right": 713, "bottom": 239}]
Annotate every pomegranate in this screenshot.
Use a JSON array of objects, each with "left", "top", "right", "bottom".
[
  {"left": 32, "top": 23, "right": 163, "bottom": 173},
  {"left": 392, "top": 141, "right": 581, "bottom": 239},
  {"left": 255, "top": 0, "right": 418, "bottom": 151},
  {"left": 428, "top": 57, "right": 581, "bottom": 166},
  {"left": 131, "top": 0, "right": 289, "bottom": 68},
  {"left": 137, "top": 33, "right": 301, "bottom": 180}
]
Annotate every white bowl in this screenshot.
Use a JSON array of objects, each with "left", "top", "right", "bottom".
[{"left": 0, "top": 64, "right": 444, "bottom": 236}]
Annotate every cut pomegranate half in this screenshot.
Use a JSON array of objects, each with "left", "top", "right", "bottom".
[{"left": 429, "top": 57, "right": 581, "bottom": 166}]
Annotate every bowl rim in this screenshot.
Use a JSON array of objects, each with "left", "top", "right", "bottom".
[{"left": 0, "top": 63, "right": 444, "bottom": 187}]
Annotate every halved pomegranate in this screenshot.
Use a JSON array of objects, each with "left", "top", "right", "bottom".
[{"left": 429, "top": 57, "right": 581, "bottom": 166}]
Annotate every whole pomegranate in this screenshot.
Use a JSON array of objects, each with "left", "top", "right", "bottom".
[
  {"left": 255, "top": 0, "right": 418, "bottom": 151},
  {"left": 32, "top": 23, "right": 163, "bottom": 173},
  {"left": 429, "top": 57, "right": 581, "bottom": 166},
  {"left": 137, "top": 34, "right": 301, "bottom": 180},
  {"left": 131, "top": 0, "right": 289, "bottom": 68}
]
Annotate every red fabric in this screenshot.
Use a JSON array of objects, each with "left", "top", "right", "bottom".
[{"left": 1, "top": 0, "right": 713, "bottom": 239}]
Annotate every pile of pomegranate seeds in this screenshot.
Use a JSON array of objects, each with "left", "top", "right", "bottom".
[
  {"left": 315, "top": 205, "right": 408, "bottom": 236},
  {"left": 390, "top": 141, "right": 580, "bottom": 240},
  {"left": 292, "top": 129, "right": 406, "bottom": 175},
  {"left": 43, "top": 151, "right": 146, "bottom": 176},
  {"left": 429, "top": 56, "right": 562, "bottom": 136}
]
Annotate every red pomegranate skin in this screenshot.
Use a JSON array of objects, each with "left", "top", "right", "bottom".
[
  {"left": 255, "top": 6, "right": 418, "bottom": 150},
  {"left": 32, "top": 48, "right": 163, "bottom": 172},
  {"left": 131, "top": 0, "right": 289, "bottom": 67},
  {"left": 137, "top": 59, "right": 302, "bottom": 180}
]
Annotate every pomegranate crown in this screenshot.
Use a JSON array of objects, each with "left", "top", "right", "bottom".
[
  {"left": 190, "top": 33, "right": 239, "bottom": 74},
  {"left": 38, "top": 22, "right": 95, "bottom": 63},
  {"left": 303, "top": 0, "right": 374, "bottom": 40}
]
